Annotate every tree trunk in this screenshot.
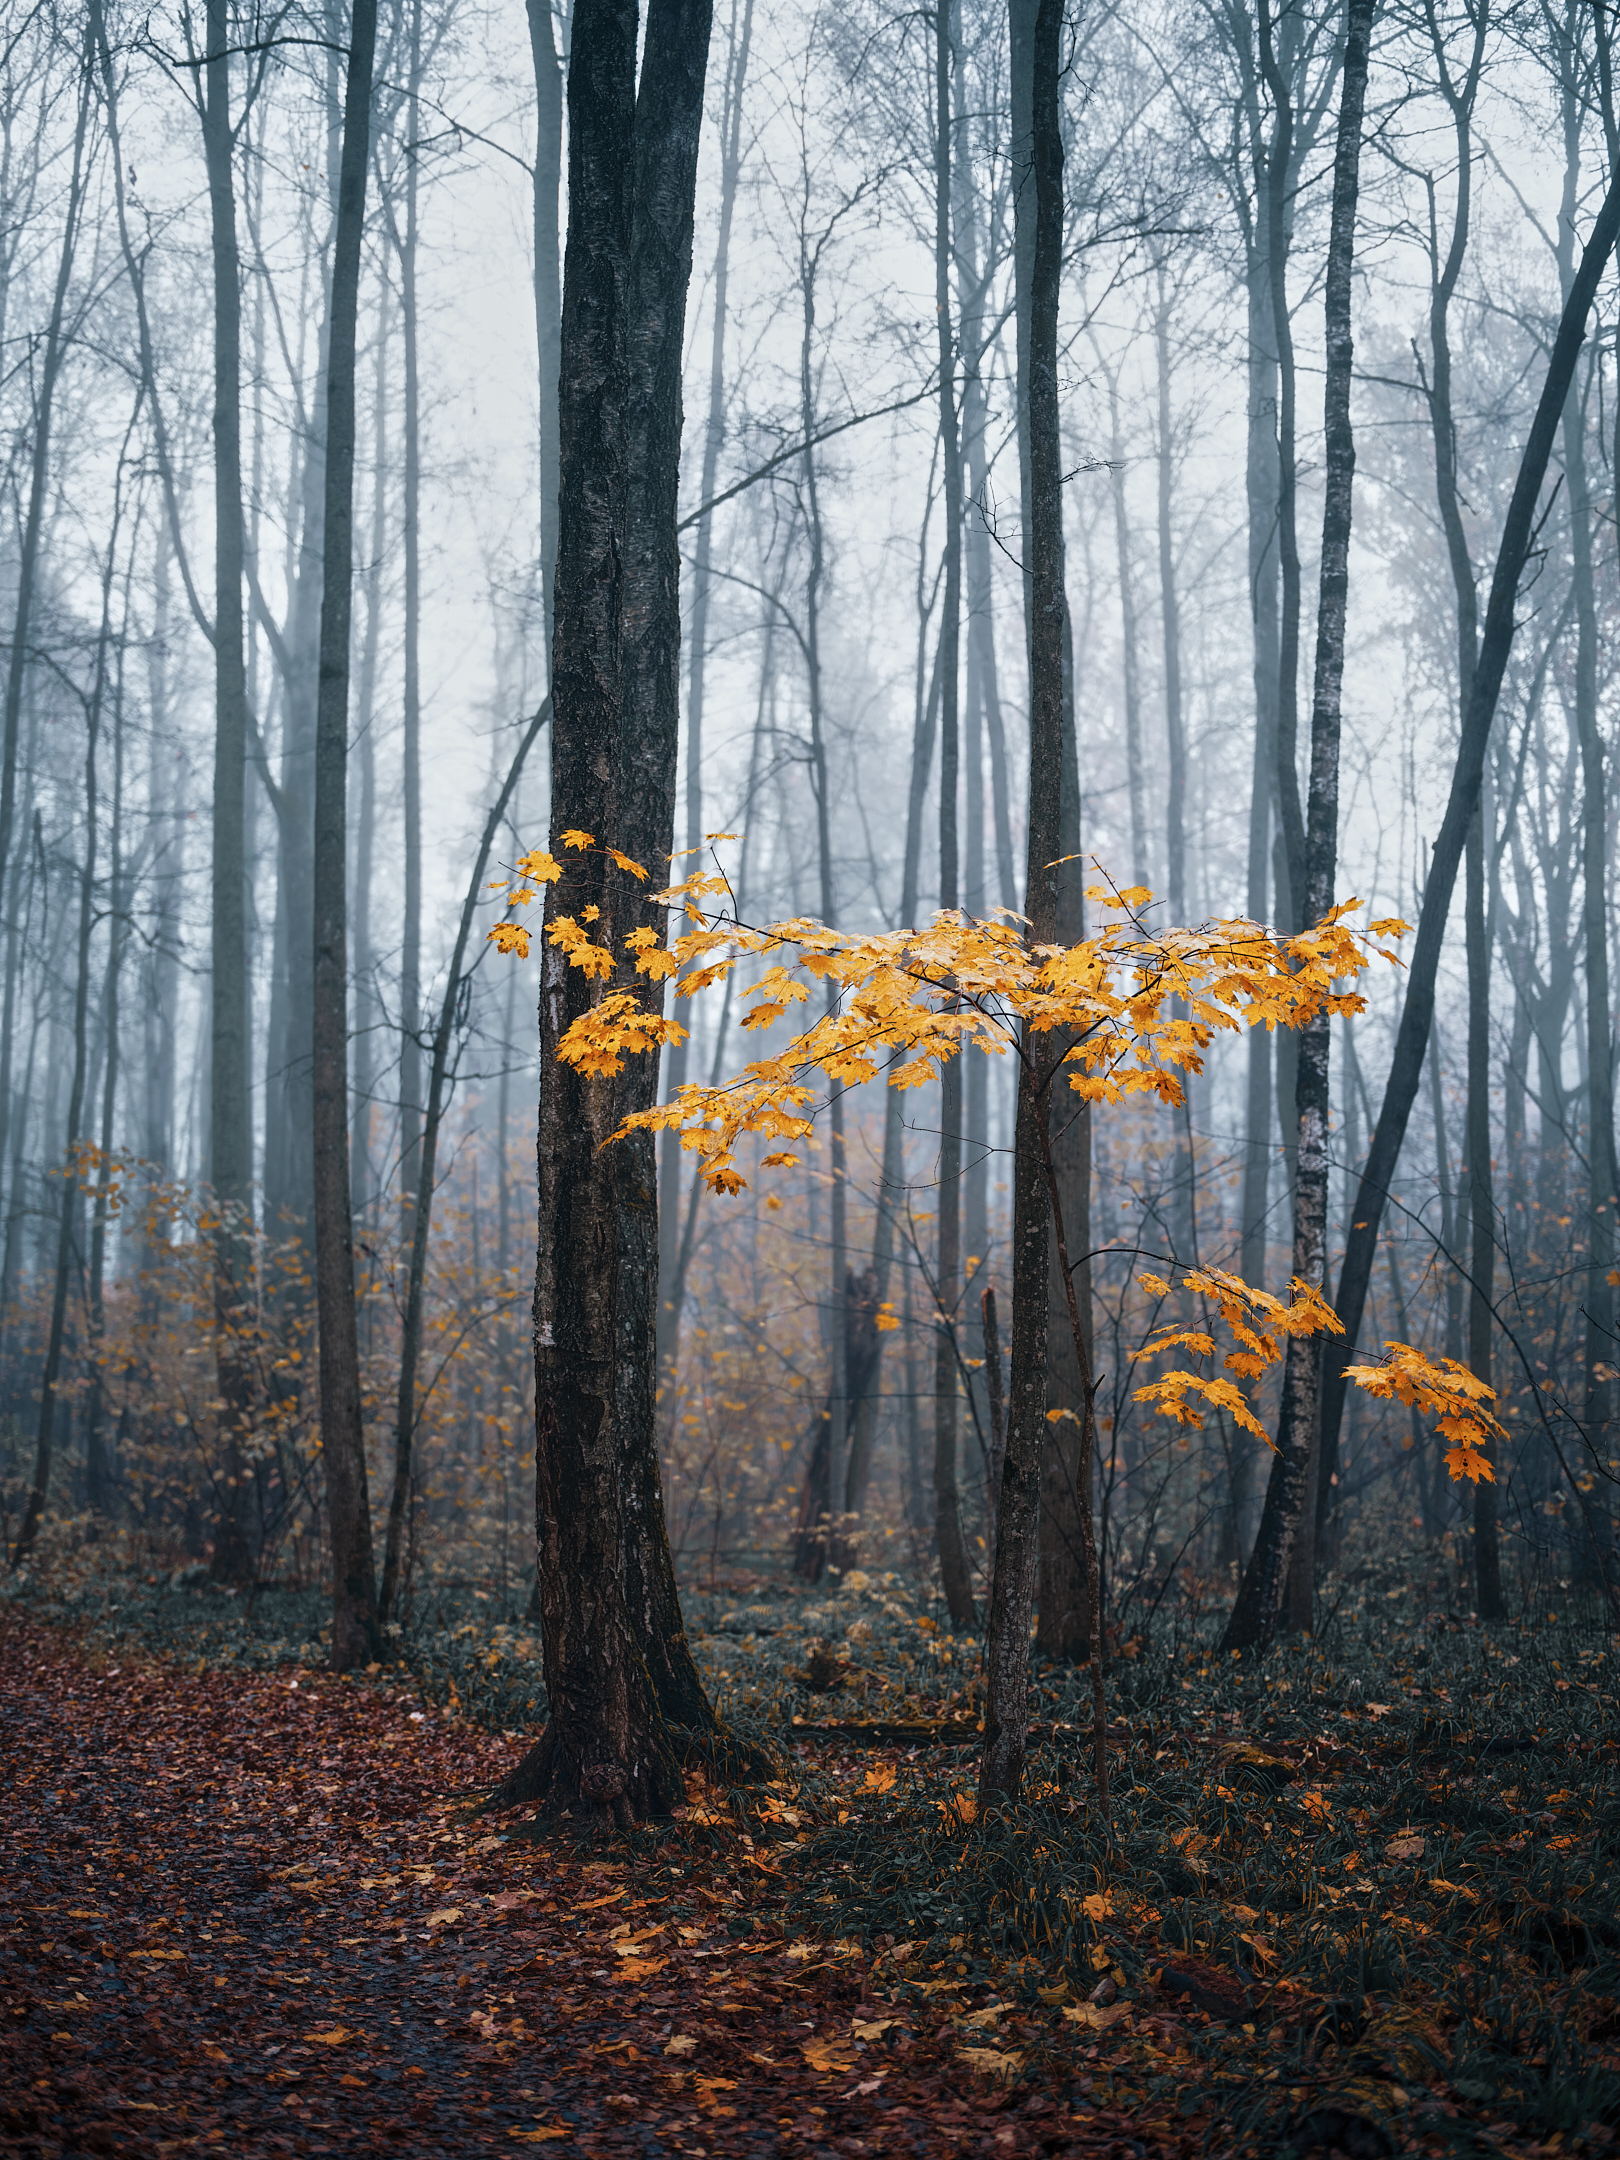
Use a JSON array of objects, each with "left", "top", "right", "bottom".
[
  {"left": 932, "top": 0, "right": 973, "bottom": 1631},
  {"left": 1553, "top": 28, "right": 1619, "bottom": 1494},
  {"left": 1036, "top": 603, "right": 1093, "bottom": 1662},
  {"left": 12, "top": 440, "right": 122, "bottom": 1565},
  {"left": 656, "top": 0, "right": 753, "bottom": 1399},
  {"left": 1465, "top": 804, "right": 1506, "bottom": 1615},
  {"left": 398, "top": 0, "right": 424, "bottom": 1241},
  {"left": 1235, "top": 140, "right": 1282, "bottom": 1572},
  {"left": 311, "top": 0, "right": 381, "bottom": 1672},
  {"left": 85, "top": 629, "right": 129, "bottom": 1522},
  {"left": 1225, "top": 0, "right": 1374, "bottom": 1654},
  {"left": 982, "top": 0, "right": 1065, "bottom": 1803},
  {"left": 1316, "top": 163, "right": 1620, "bottom": 1495},
  {"left": 352, "top": 286, "right": 387, "bottom": 1233},
  {"left": 380, "top": 700, "right": 552, "bottom": 1625},
  {"left": 515, "top": 0, "right": 717, "bottom": 1824},
  {"left": 1259, "top": 0, "right": 1304, "bottom": 933},
  {"left": 0, "top": 46, "right": 91, "bottom": 1371}
]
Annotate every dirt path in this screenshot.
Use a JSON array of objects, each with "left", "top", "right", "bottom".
[{"left": 0, "top": 1619, "right": 1145, "bottom": 2159}]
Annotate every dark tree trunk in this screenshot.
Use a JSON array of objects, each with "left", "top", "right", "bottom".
[
  {"left": 311, "top": 0, "right": 381, "bottom": 1671},
  {"left": 514, "top": 0, "right": 717, "bottom": 1824},
  {"left": 983, "top": 0, "right": 1069, "bottom": 1803},
  {"left": 1316, "top": 164, "right": 1620, "bottom": 1494},
  {"left": 932, "top": 0, "right": 974, "bottom": 1632},
  {"left": 200, "top": 0, "right": 260, "bottom": 1584},
  {"left": 1224, "top": 0, "right": 1374, "bottom": 1654}
]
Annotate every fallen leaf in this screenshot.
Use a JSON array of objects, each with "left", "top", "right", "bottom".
[
  {"left": 614, "top": 1956, "right": 668, "bottom": 1981},
  {"left": 1385, "top": 1833, "right": 1425, "bottom": 1863},
  {"left": 960, "top": 2046, "right": 1024, "bottom": 2076},
  {"left": 1082, "top": 1891, "right": 1113, "bottom": 1920},
  {"left": 851, "top": 2016, "right": 896, "bottom": 2041},
  {"left": 425, "top": 1907, "right": 465, "bottom": 1929},
  {"left": 803, "top": 2037, "right": 856, "bottom": 2073},
  {"left": 861, "top": 1763, "right": 897, "bottom": 1794},
  {"left": 664, "top": 2034, "right": 698, "bottom": 2057},
  {"left": 1062, "top": 2001, "right": 1130, "bottom": 2030},
  {"left": 509, "top": 2130, "right": 571, "bottom": 2144},
  {"left": 307, "top": 2028, "right": 355, "bottom": 2047}
]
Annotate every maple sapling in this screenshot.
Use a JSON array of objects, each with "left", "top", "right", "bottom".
[{"left": 493, "top": 842, "right": 1504, "bottom": 1808}]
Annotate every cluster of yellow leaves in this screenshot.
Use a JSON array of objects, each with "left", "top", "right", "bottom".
[
  {"left": 1130, "top": 1267, "right": 1502, "bottom": 1484},
  {"left": 1342, "top": 1341, "right": 1505, "bottom": 1483},
  {"left": 533, "top": 860, "right": 1403, "bottom": 1193},
  {"left": 491, "top": 847, "right": 1403, "bottom": 1167},
  {"left": 1131, "top": 1267, "right": 1343, "bottom": 1440},
  {"left": 486, "top": 845, "right": 1492, "bottom": 1482}
]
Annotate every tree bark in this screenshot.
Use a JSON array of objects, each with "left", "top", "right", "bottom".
[
  {"left": 311, "top": 0, "right": 381, "bottom": 1672},
  {"left": 1316, "top": 161, "right": 1620, "bottom": 1497},
  {"left": 516, "top": 0, "right": 717, "bottom": 1824},
  {"left": 982, "top": 0, "right": 1063, "bottom": 1804},
  {"left": 932, "top": 0, "right": 974, "bottom": 1631},
  {"left": 1224, "top": 0, "right": 1374, "bottom": 1653}
]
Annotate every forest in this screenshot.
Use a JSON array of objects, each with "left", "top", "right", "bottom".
[{"left": 3, "top": 0, "right": 1620, "bottom": 2152}]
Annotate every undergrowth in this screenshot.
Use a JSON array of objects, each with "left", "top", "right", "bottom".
[{"left": 10, "top": 1529, "right": 1620, "bottom": 2151}]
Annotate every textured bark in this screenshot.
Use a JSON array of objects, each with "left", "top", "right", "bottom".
[
  {"left": 982, "top": 0, "right": 1063, "bottom": 1805},
  {"left": 519, "top": 0, "right": 717, "bottom": 1823},
  {"left": 1225, "top": 0, "right": 1373, "bottom": 1653},
  {"left": 1316, "top": 162, "right": 1620, "bottom": 1493},
  {"left": 311, "top": 0, "right": 381, "bottom": 1673}
]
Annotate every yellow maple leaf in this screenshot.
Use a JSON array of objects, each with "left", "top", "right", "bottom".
[{"left": 560, "top": 828, "right": 594, "bottom": 851}]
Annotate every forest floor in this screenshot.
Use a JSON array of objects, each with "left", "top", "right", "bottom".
[{"left": 3, "top": 1546, "right": 1619, "bottom": 2159}]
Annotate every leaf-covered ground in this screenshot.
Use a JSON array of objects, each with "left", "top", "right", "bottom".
[{"left": 4, "top": 1552, "right": 1619, "bottom": 2157}]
